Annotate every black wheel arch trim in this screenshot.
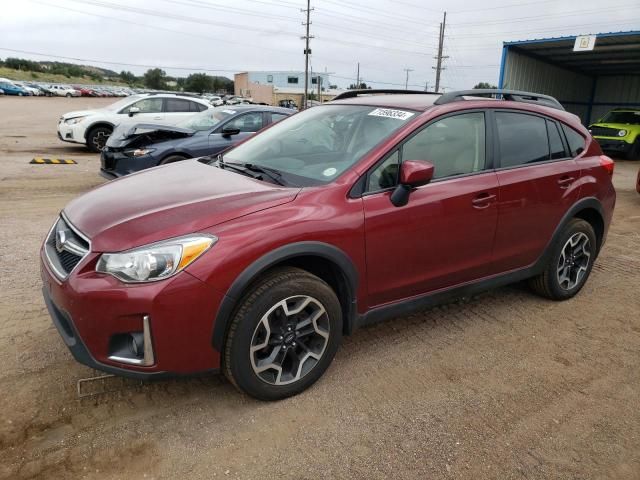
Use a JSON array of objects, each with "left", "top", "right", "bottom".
[{"left": 211, "top": 241, "right": 359, "bottom": 352}]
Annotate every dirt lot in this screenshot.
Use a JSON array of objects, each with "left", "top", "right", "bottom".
[{"left": 0, "top": 97, "right": 639, "bottom": 480}]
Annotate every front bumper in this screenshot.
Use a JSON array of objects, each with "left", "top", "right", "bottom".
[
  {"left": 57, "top": 121, "right": 86, "bottom": 144},
  {"left": 100, "top": 147, "right": 159, "bottom": 178},
  {"left": 593, "top": 137, "right": 633, "bottom": 155},
  {"left": 41, "top": 247, "right": 225, "bottom": 378}
]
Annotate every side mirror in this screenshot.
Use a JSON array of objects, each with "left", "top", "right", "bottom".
[
  {"left": 221, "top": 126, "right": 241, "bottom": 137},
  {"left": 390, "top": 160, "right": 435, "bottom": 207},
  {"left": 128, "top": 106, "right": 140, "bottom": 117}
]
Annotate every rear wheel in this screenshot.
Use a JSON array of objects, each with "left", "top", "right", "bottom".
[
  {"left": 86, "top": 126, "right": 112, "bottom": 153},
  {"left": 529, "top": 218, "right": 596, "bottom": 300},
  {"left": 223, "top": 267, "right": 342, "bottom": 401}
]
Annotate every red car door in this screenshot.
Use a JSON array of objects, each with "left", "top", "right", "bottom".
[
  {"left": 362, "top": 111, "right": 500, "bottom": 308},
  {"left": 490, "top": 111, "right": 582, "bottom": 273}
]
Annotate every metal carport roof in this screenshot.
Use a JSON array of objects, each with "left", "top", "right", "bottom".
[{"left": 500, "top": 31, "right": 640, "bottom": 78}]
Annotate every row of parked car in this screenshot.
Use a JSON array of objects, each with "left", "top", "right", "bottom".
[{"left": 0, "top": 78, "right": 137, "bottom": 97}]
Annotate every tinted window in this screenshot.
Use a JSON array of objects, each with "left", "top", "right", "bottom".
[
  {"left": 402, "top": 112, "right": 486, "bottom": 180},
  {"left": 496, "top": 113, "right": 548, "bottom": 167},
  {"left": 271, "top": 113, "right": 289, "bottom": 123},
  {"left": 367, "top": 150, "right": 399, "bottom": 192},
  {"left": 123, "top": 98, "right": 163, "bottom": 113},
  {"left": 165, "top": 98, "right": 192, "bottom": 113},
  {"left": 547, "top": 120, "right": 566, "bottom": 160},
  {"left": 561, "top": 124, "right": 585, "bottom": 157},
  {"left": 225, "top": 112, "right": 264, "bottom": 132}
]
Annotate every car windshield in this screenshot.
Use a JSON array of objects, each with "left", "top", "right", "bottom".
[
  {"left": 178, "top": 108, "right": 235, "bottom": 131},
  {"left": 601, "top": 111, "right": 640, "bottom": 124},
  {"left": 221, "top": 104, "right": 418, "bottom": 186},
  {"left": 104, "top": 95, "right": 147, "bottom": 112}
]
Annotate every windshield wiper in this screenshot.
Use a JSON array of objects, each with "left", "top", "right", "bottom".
[{"left": 226, "top": 162, "right": 286, "bottom": 186}]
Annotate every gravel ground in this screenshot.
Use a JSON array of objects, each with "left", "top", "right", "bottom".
[{"left": 1, "top": 97, "right": 639, "bottom": 480}]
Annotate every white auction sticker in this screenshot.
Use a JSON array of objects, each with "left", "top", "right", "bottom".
[
  {"left": 368, "top": 108, "right": 415, "bottom": 120},
  {"left": 323, "top": 167, "right": 337, "bottom": 177},
  {"left": 222, "top": 109, "right": 236, "bottom": 114}
]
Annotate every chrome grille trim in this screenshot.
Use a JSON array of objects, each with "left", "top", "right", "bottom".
[{"left": 44, "top": 213, "right": 91, "bottom": 281}]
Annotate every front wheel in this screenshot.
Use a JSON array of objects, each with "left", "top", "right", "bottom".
[
  {"left": 86, "top": 126, "right": 112, "bottom": 153},
  {"left": 223, "top": 267, "right": 342, "bottom": 401},
  {"left": 529, "top": 218, "right": 597, "bottom": 300}
]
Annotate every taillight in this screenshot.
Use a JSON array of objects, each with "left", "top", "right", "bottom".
[{"left": 599, "top": 155, "right": 614, "bottom": 177}]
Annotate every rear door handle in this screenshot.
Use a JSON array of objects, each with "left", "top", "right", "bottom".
[
  {"left": 153, "top": 116, "right": 163, "bottom": 120},
  {"left": 472, "top": 193, "right": 496, "bottom": 209},
  {"left": 557, "top": 176, "right": 575, "bottom": 189}
]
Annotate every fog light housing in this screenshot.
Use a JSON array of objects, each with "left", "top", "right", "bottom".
[{"left": 108, "top": 316, "right": 155, "bottom": 366}]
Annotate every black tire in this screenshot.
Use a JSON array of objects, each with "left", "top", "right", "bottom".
[
  {"left": 223, "top": 267, "right": 342, "bottom": 401},
  {"left": 86, "top": 126, "right": 112, "bottom": 153},
  {"left": 529, "top": 218, "right": 597, "bottom": 300},
  {"left": 626, "top": 139, "right": 640, "bottom": 160},
  {"left": 18, "top": 92, "right": 24, "bottom": 97},
  {"left": 159, "top": 154, "right": 189, "bottom": 165},
  {"left": 66, "top": 92, "right": 72, "bottom": 98}
]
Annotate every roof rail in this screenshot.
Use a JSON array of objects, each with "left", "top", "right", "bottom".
[
  {"left": 332, "top": 89, "right": 436, "bottom": 101},
  {"left": 434, "top": 89, "right": 565, "bottom": 111},
  {"left": 143, "top": 91, "right": 204, "bottom": 98}
]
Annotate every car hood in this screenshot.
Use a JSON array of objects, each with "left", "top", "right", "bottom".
[
  {"left": 590, "top": 122, "right": 640, "bottom": 130},
  {"left": 61, "top": 109, "right": 101, "bottom": 120},
  {"left": 63, "top": 159, "right": 300, "bottom": 252},
  {"left": 106, "top": 123, "right": 196, "bottom": 148}
]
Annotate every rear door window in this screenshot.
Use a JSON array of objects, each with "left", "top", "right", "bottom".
[
  {"left": 547, "top": 120, "right": 566, "bottom": 160},
  {"left": 165, "top": 98, "right": 193, "bottom": 113},
  {"left": 496, "top": 112, "right": 549, "bottom": 167}
]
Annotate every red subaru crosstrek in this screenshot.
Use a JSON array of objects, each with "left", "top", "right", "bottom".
[{"left": 41, "top": 89, "right": 616, "bottom": 400}]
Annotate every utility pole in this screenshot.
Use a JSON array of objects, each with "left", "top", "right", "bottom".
[
  {"left": 433, "top": 11, "right": 448, "bottom": 93},
  {"left": 318, "top": 75, "right": 322, "bottom": 103},
  {"left": 403, "top": 68, "right": 413, "bottom": 90},
  {"left": 356, "top": 62, "right": 360, "bottom": 88},
  {"left": 301, "top": 0, "right": 313, "bottom": 109}
]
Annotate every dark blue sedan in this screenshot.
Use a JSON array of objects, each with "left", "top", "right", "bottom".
[{"left": 100, "top": 105, "right": 292, "bottom": 179}]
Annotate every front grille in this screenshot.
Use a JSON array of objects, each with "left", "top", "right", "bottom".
[
  {"left": 591, "top": 126, "right": 621, "bottom": 137},
  {"left": 44, "top": 215, "right": 90, "bottom": 280}
]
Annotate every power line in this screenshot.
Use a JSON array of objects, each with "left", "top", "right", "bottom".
[{"left": 302, "top": 0, "right": 313, "bottom": 109}]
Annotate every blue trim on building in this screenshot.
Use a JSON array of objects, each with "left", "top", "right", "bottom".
[
  {"left": 498, "top": 46, "right": 508, "bottom": 89},
  {"left": 502, "top": 30, "right": 640, "bottom": 46}
]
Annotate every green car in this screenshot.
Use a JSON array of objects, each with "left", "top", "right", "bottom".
[{"left": 589, "top": 108, "right": 640, "bottom": 159}]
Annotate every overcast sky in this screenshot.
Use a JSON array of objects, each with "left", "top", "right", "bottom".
[{"left": 1, "top": 0, "right": 637, "bottom": 90}]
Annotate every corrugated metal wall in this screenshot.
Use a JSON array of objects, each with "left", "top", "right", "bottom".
[
  {"left": 501, "top": 48, "right": 592, "bottom": 121},
  {"left": 502, "top": 48, "right": 640, "bottom": 125},
  {"left": 591, "top": 75, "right": 640, "bottom": 122}
]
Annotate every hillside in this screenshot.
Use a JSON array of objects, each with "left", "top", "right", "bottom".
[{"left": 0, "top": 67, "right": 127, "bottom": 86}]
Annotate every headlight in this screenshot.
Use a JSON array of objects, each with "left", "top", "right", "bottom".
[
  {"left": 618, "top": 129, "right": 627, "bottom": 137},
  {"left": 96, "top": 235, "right": 217, "bottom": 283},
  {"left": 125, "top": 148, "right": 156, "bottom": 157},
  {"left": 64, "top": 116, "right": 86, "bottom": 125}
]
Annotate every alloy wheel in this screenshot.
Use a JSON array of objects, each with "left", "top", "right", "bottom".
[
  {"left": 250, "top": 295, "right": 330, "bottom": 386},
  {"left": 557, "top": 232, "right": 591, "bottom": 290},
  {"left": 93, "top": 131, "right": 109, "bottom": 151}
]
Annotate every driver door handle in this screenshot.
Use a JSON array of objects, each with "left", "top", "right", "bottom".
[{"left": 472, "top": 193, "right": 496, "bottom": 209}]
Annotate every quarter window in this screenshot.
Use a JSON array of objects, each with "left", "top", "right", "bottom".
[
  {"left": 287, "top": 76, "right": 299, "bottom": 84},
  {"left": 547, "top": 120, "right": 566, "bottom": 160},
  {"left": 367, "top": 150, "right": 400, "bottom": 192},
  {"left": 496, "top": 112, "right": 549, "bottom": 167},
  {"left": 561, "top": 124, "right": 585, "bottom": 157},
  {"left": 402, "top": 112, "right": 486, "bottom": 180}
]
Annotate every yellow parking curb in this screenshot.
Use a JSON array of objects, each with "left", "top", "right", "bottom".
[{"left": 30, "top": 158, "right": 77, "bottom": 164}]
